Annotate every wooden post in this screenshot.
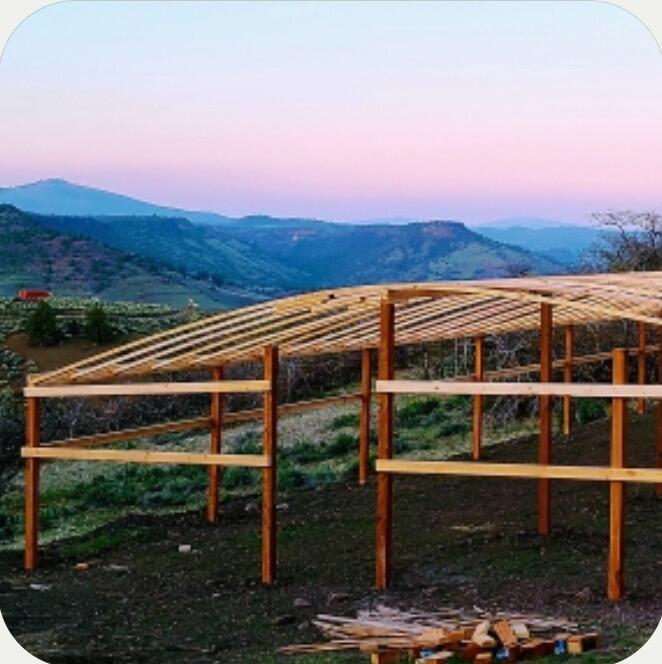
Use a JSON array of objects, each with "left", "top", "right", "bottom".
[
  {"left": 637, "top": 321, "right": 646, "bottom": 415},
  {"left": 538, "top": 303, "right": 553, "bottom": 535},
  {"left": 24, "top": 394, "right": 40, "bottom": 571},
  {"left": 609, "top": 348, "right": 628, "bottom": 601},
  {"left": 472, "top": 335, "right": 485, "bottom": 460},
  {"left": 563, "top": 325, "right": 574, "bottom": 436},
  {"left": 207, "top": 365, "right": 223, "bottom": 523},
  {"left": 262, "top": 345, "right": 278, "bottom": 585},
  {"left": 376, "top": 300, "right": 395, "bottom": 590},
  {"left": 359, "top": 348, "right": 372, "bottom": 485}
]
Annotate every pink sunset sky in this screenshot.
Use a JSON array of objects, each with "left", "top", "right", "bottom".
[{"left": 0, "top": 1, "right": 660, "bottom": 223}]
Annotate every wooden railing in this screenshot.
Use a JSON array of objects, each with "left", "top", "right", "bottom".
[
  {"left": 21, "top": 345, "right": 374, "bottom": 585},
  {"left": 22, "top": 350, "right": 279, "bottom": 583}
]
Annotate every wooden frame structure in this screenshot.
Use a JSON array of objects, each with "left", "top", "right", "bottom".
[
  {"left": 372, "top": 279, "right": 662, "bottom": 601},
  {"left": 21, "top": 272, "right": 662, "bottom": 595}
]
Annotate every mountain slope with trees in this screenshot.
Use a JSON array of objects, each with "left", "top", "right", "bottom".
[
  {"left": 0, "top": 205, "right": 258, "bottom": 308},
  {"left": 5, "top": 179, "right": 563, "bottom": 288}
]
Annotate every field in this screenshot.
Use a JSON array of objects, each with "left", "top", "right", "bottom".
[
  {"left": 0, "top": 296, "right": 185, "bottom": 386},
  {"left": 0, "top": 407, "right": 659, "bottom": 663}
]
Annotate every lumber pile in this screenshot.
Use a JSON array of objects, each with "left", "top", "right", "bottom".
[{"left": 279, "top": 605, "right": 601, "bottom": 662}]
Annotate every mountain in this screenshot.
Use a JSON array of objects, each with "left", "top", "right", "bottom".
[
  {"left": 473, "top": 224, "right": 605, "bottom": 266},
  {"left": 32, "top": 209, "right": 561, "bottom": 290},
  {"left": 0, "top": 205, "right": 260, "bottom": 308},
  {"left": 0, "top": 179, "right": 234, "bottom": 226},
  {"left": 479, "top": 216, "right": 586, "bottom": 229},
  {"left": 4, "top": 179, "right": 564, "bottom": 294},
  {"left": 31, "top": 211, "right": 306, "bottom": 292},
  {"left": 218, "top": 219, "right": 562, "bottom": 286}
]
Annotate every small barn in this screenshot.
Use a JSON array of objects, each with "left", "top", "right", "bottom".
[{"left": 17, "top": 288, "right": 51, "bottom": 302}]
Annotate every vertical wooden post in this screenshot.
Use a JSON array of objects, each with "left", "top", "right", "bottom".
[
  {"left": 376, "top": 300, "right": 395, "bottom": 590},
  {"left": 262, "top": 345, "right": 278, "bottom": 585},
  {"left": 207, "top": 365, "right": 223, "bottom": 523},
  {"left": 538, "top": 303, "right": 553, "bottom": 535},
  {"left": 472, "top": 335, "right": 485, "bottom": 461},
  {"left": 359, "top": 348, "right": 372, "bottom": 485},
  {"left": 637, "top": 321, "right": 646, "bottom": 415},
  {"left": 609, "top": 348, "right": 628, "bottom": 601},
  {"left": 24, "top": 393, "right": 40, "bottom": 571},
  {"left": 563, "top": 325, "right": 574, "bottom": 436}
]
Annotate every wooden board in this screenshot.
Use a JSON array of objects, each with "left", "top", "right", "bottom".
[
  {"left": 375, "top": 380, "right": 662, "bottom": 399},
  {"left": 21, "top": 447, "right": 269, "bottom": 467},
  {"left": 24, "top": 380, "right": 270, "bottom": 398},
  {"left": 375, "top": 459, "right": 662, "bottom": 483}
]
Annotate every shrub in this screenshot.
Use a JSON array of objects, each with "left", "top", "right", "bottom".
[
  {"left": 84, "top": 303, "right": 115, "bottom": 343},
  {"left": 331, "top": 412, "right": 359, "bottom": 429},
  {"left": 288, "top": 440, "right": 326, "bottom": 464},
  {"left": 439, "top": 419, "right": 470, "bottom": 436},
  {"left": 0, "top": 512, "right": 17, "bottom": 541},
  {"left": 25, "top": 300, "right": 60, "bottom": 346},
  {"left": 396, "top": 397, "right": 441, "bottom": 427},
  {"left": 224, "top": 466, "right": 257, "bottom": 489},
  {"left": 575, "top": 398, "right": 608, "bottom": 424},
  {"left": 326, "top": 432, "right": 356, "bottom": 457},
  {"left": 278, "top": 463, "right": 307, "bottom": 491}
]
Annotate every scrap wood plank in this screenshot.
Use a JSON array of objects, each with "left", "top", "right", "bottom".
[
  {"left": 494, "top": 620, "right": 518, "bottom": 647},
  {"left": 567, "top": 633, "right": 600, "bottom": 655}
]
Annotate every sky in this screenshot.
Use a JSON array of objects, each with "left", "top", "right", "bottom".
[{"left": 0, "top": 1, "right": 660, "bottom": 224}]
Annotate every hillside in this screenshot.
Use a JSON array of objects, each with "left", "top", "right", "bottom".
[
  {"left": 5, "top": 180, "right": 564, "bottom": 292},
  {"left": 33, "top": 211, "right": 305, "bottom": 292},
  {"left": 0, "top": 205, "right": 259, "bottom": 308},
  {"left": 223, "top": 218, "right": 562, "bottom": 285}
]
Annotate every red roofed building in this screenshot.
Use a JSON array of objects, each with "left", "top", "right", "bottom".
[{"left": 17, "top": 289, "right": 51, "bottom": 302}]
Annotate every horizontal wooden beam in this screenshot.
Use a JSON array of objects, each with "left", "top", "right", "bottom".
[
  {"left": 21, "top": 447, "right": 270, "bottom": 467},
  {"left": 376, "top": 379, "right": 662, "bottom": 399},
  {"left": 44, "top": 417, "right": 212, "bottom": 449},
  {"left": 24, "top": 380, "right": 270, "bottom": 398},
  {"left": 376, "top": 459, "right": 662, "bottom": 483}
]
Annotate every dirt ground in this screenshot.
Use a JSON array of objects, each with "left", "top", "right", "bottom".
[
  {"left": 5, "top": 333, "right": 130, "bottom": 373},
  {"left": 1, "top": 414, "right": 660, "bottom": 663}
]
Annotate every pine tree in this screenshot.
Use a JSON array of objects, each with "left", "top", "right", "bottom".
[
  {"left": 26, "top": 301, "right": 60, "bottom": 347},
  {"left": 84, "top": 303, "right": 115, "bottom": 344}
]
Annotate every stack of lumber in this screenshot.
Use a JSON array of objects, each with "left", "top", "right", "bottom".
[{"left": 279, "top": 605, "right": 601, "bottom": 662}]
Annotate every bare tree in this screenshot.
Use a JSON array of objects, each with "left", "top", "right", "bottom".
[{"left": 587, "top": 210, "right": 662, "bottom": 272}]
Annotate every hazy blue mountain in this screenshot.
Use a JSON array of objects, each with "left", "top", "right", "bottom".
[
  {"left": 0, "top": 179, "right": 234, "bottom": 226},
  {"left": 479, "top": 216, "right": 588, "bottom": 229},
  {"left": 473, "top": 224, "right": 605, "bottom": 266}
]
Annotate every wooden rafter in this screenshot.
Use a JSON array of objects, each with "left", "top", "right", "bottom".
[{"left": 30, "top": 272, "right": 662, "bottom": 386}]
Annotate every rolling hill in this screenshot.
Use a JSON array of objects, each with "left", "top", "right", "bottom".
[
  {"left": 0, "top": 205, "right": 260, "bottom": 308},
  {"left": 222, "top": 217, "right": 562, "bottom": 285},
  {"left": 2, "top": 179, "right": 564, "bottom": 296}
]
